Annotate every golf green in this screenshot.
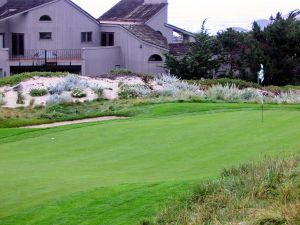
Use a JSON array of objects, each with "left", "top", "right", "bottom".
[{"left": 0, "top": 103, "right": 299, "bottom": 224}]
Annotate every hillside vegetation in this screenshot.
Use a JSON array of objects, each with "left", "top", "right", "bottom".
[{"left": 153, "top": 155, "right": 300, "bottom": 225}]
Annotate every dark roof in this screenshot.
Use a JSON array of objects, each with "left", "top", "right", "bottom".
[
  {"left": 169, "top": 43, "right": 191, "bottom": 56},
  {"left": 99, "top": 0, "right": 167, "bottom": 23},
  {"left": 122, "top": 24, "right": 169, "bottom": 49},
  {"left": 0, "top": 0, "right": 55, "bottom": 21}
]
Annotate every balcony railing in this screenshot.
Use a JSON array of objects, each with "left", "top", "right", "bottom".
[{"left": 9, "top": 49, "right": 82, "bottom": 65}]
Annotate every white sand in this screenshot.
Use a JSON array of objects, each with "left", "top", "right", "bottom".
[
  {"left": 0, "top": 75, "right": 146, "bottom": 108},
  {"left": 21, "top": 116, "right": 128, "bottom": 128}
]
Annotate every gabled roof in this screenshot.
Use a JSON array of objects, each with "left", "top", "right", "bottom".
[
  {"left": 169, "top": 43, "right": 191, "bottom": 56},
  {"left": 165, "top": 23, "right": 195, "bottom": 37},
  {"left": 122, "top": 24, "right": 168, "bottom": 49},
  {"left": 0, "top": 0, "right": 55, "bottom": 21},
  {"left": 99, "top": 0, "right": 167, "bottom": 23}
]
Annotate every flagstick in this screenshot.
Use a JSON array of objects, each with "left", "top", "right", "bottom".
[{"left": 262, "top": 94, "right": 264, "bottom": 122}]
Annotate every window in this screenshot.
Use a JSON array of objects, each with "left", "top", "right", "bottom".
[
  {"left": 81, "top": 32, "right": 93, "bottom": 42},
  {"left": 39, "top": 32, "right": 52, "bottom": 40},
  {"left": 101, "top": 32, "right": 114, "bottom": 46},
  {"left": 148, "top": 54, "right": 163, "bottom": 62},
  {"left": 0, "top": 34, "right": 4, "bottom": 48},
  {"left": 39, "top": 15, "right": 52, "bottom": 21}
]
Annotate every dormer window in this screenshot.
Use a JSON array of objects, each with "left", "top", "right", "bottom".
[{"left": 39, "top": 15, "right": 52, "bottom": 22}]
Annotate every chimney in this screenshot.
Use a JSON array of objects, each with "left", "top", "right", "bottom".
[
  {"left": 0, "top": 0, "right": 8, "bottom": 7},
  {"left": 144, "top": 0, "right": 168, "bottom": 4}
]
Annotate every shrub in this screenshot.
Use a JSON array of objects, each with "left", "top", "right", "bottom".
[
  {"left": 195, "top": 78, "right": 261, "bottom": 89},
  {"left": 16, "top": 91, "right": 25, "bottom": 105},
  {"left": 48, "top": 74, "right": 88, "bottom": 95},
  {"left": 110, "top": 69, "right": 132, "bottom": 75},
  {"left": 46, "top": 93, "right": 72, "bottom": 105},
  {"left": 71, "top": 88, "right": 87, "bottom": 98},
  {"left": 154, "top": 74, "right": 201, "bottom": 98},
  {"left": 118, "top": 85, "right": 152, "bottom": 99},
  {"left": 205, "top": 84, "right": 261, "bottom": 102},
  {"left": 29, "top": 88, "right": 48, "bottom": 97},
  {"left": 0, "top": 92, "right": 6, "bottom": 106},
  {"left": 272, "top": 91, "right": 300, "bottom": 104},
  {"left": 90, "top": 84, "right": 104, "bottom": 100}
]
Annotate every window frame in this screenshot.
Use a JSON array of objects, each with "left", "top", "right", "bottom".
[
  {"left": 101, "top": 32, "right": 114, "bottom": 46},
  {"left": 81, "top": 32, "right": 93, "bottom": 43},
  {"left": 39, "top": 32, "right": 52, "bottom": 40},
  {"left": 39, "top": 15, "right": 52, "bottom": 22}
]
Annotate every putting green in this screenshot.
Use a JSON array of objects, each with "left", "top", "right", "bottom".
[{"left": 0, "top": 103, "right": 299, "bottom": 224}]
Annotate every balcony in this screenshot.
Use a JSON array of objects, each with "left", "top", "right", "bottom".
[{"left": 9, "top": 49, "right": 83, "bottom": 66}]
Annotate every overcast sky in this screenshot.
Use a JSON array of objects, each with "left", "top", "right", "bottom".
[{"left": 73, "top": 0, "right": 299, "bottom": 33}]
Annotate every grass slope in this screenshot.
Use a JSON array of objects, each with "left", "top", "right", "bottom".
[{"left": 0, "top": 103, "right": 300, "bottom": 224}]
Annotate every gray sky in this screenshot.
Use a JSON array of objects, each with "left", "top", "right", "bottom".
[{"left": 73, "top": 0, "right": 299, "bottom": 33}]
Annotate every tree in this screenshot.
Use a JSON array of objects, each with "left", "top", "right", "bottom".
[
  {"left": 252, "top": 10, "right": 300, "bottom": 85},
  {"left": 165, "top": 20, "right": 222, "bottom": 79}
]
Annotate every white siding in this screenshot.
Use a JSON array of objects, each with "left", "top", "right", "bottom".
[
  {"left": 146, "top": 6, "right": 173, "bottom": 43},
  {"left": 7, "top": 0, "right": 100, "bottom": 50}
]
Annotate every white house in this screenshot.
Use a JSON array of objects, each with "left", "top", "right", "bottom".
[{"left": 0, "top": 0, "right": 194, "bottom": 77}]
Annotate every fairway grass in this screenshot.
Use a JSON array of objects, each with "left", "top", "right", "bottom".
[{"left": 0, "top": 103, "right": 300, "bottom": 224}]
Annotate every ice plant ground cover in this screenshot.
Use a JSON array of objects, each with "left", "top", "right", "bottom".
[{"left": 0, "top": 103, "right": 300, "bottom": 225}]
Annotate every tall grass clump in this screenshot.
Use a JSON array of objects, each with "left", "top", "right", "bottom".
[
  {"left": 154, "top": 155, "right": 300, "bottom": 225},
  {"left": 154, "top": 74, "right": 201, "bottom": 98},
  {"left": 0, "top": 93, "right": 6, "bottom": 106},
  {"left": 118, "top": 84, "right": 152, "bottom": 99},
  {"left": 272, "top": 91, "right": 300, "bottom": 104},
  {"left": 46, "top": 93, "right": 72, "bottom": 105},
  {"left": 48, "top": 74, "right": 88, "bottom": 95},
  {"left": 205, "top": 84, "right": 261, "bottom": 102}
]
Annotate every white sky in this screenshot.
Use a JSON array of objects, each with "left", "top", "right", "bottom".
[{"left": 73, "top": 0, "right": 299, "bottom": 33}]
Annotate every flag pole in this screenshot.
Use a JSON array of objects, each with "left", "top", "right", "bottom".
[{"left": 262, "top": 93, "right": 264, "bottom": 122}]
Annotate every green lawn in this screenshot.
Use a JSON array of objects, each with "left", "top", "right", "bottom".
[{"left": 0, "top": 103, "right": 300, "bottom": 224}]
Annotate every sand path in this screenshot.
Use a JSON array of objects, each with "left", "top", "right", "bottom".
[{"left": 22, "top": 116, "right": 128, "bottom": 128}]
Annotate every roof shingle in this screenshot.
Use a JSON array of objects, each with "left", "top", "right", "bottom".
[
  {"left": 0, "top": 0, "right": 55, "bottom": 21},
  {"left": 122, "top": 24, "right": 169, "bottom": 49},
  {"left": 99, "top": 0, "right": 167, "bottom": 23}
]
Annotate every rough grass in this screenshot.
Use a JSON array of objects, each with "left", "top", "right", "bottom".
[
  {"left": 1, "top": 99, "right": 300, "bottom": 128},
  {"left": 154, "top": 155, "right": 300, "bottom": 225},
  {"left": 0, "top": 103, "right": 300, "bottom": 225}
]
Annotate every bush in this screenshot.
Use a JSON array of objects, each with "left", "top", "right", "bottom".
[
  {"left": 16, "top": 91, "right": 25, "bottom": 105},
  {"left": 272, "top": 91, "right": 300, "bottom": 104},
  {"left": 29, "top": 88, "right": 48, "bottom": 97},
  {"left": 205, "top": 84, "right": 261, "bottom": 102},
  {"left": 154, "top": 74, "right": 202, "bottom": 98},
  {"left": 71, "top": 88, "right": 87, "bottom": 98},
  {"left": 0, "top": 72, "right": 67, "bottom": 87},
  {"left": 193, "top": 78, "right": 261, "bottom": 89},
  {"left": 46, "top": 93, "right": 72, "bottom": 105},
  {"left": 118, "top": 85, "right": 152, "bottom": 99},
  {"left": 48, "top": 74, "right": 88, "bottom": 95},
  {"left": 110, "top": 69, "right": 132, "bottom": 75}
]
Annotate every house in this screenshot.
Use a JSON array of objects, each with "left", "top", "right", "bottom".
[{"left": 0, "top": 0, "right": 195, "bottom": 78}]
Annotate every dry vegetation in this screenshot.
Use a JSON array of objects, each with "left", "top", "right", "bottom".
[{"left": 152, "top": 155, "right": 300, "bottom": 225}]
